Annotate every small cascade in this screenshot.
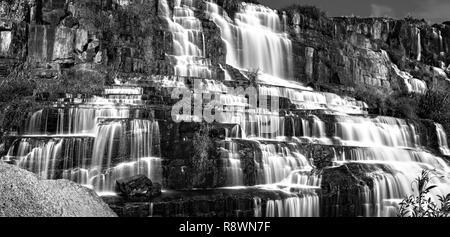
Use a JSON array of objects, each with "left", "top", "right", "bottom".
[
  {"left": 159, "top": 0, "right": 212, "bottom": 78},
  {"left": 416, "top": 27, "right": 422, "bottom": 61},
  {"left": 26, "top": 109, "right": 44, "bottom": 134},
  {"left": 406, "top": 78, "right": 427, "bottom": 94},
  {"left": 334, "top": 116, "right": 421, "bottom": 148},
  {"left": 335, "top": 147, "right": 450, "bottom": 173},
  {"left": 282, "top": 169, "right": 322, "bottom": 188},
  {"left": 88, "top": 119, "right": 162, "bottom": 192},
  {"left": 103, "top": 85, "right": 143, "bottom": 105},
  {"left": 392, "top": 64, "right": 427, "bottom": 94},
  {"left": 221, "top": 140, "right": 244, "bottom": 186},
  {"left": 7, "top": 138, "right": 63, "bottom": 179},
  {"left": 253, "top": 197, "right": 262, "bottom": 217},
  {"left": 259, "top": 85, "right": 367, "bottom": 114},
  {"left": 257, "top": 142, "right": 311, "bottom": 184},
  {"left": 264, "top": 195, "right": 320, "bottom": 217},
  {"left": 360, "top": 166, "right": 411, "bottom": 217},
  {"left": 436, "top": 123, "right": 450, "bottom": 156},
  {"left": 206, "top": 1, "right": 293, "bottom": 79},
  {"left": 5, "top": 138, "right": 93, "bottom": 179}
]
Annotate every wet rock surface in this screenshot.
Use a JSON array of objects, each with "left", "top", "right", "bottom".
[
  {"left": 103, "top": 187, "right": 315, "bottom": 217},
  {"left": 0, "top": 162, "right": 117, "bottom": 217},
  {"left": 116, "top": 174, "right": 162, "bottom": 201}
]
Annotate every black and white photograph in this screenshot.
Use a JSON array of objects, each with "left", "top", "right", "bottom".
[{"left": 0, "top": 0, "right": 449, "bottom": 232}]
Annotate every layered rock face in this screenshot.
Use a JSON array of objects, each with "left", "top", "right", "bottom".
[
  {"left": 2, "top": 0, "right": 450, "bottom": 218},
  {"left": 288, "top": 12, "right": 450, "bottom": 95}
]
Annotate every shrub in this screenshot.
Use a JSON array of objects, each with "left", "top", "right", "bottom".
[
  {"left": 190, "top": 124, "right": 217, "bottom": 188},
  {"left": 398, "top": 170, "right": 450, "bottom": 217},
  {"left": 0, "top": 63, "right": 35, "bottom": 103},
  {"left": 415, "top": 88, "right": 450, "bottom": 138},
  {"left": 0, "top": 63, "right": 38, "bottom": 133}
]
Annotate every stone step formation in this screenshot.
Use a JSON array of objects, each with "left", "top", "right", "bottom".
[{"left": 1, "top": 0, "right": 450, "bottom": 217}]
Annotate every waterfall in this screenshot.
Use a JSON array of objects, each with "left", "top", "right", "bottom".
[
  {"left": 264, "top": 195, "right": 320, "bottom": 217},
  {"left": 436, "top": 123, "right": 450, "bottom": 156},
  {"left": 334, "top": 116, "right": 421, "bottom": 148},
  {"left": 220, "top": 140, "right": 244, "bottom": 186},
  {"left": 159, "top": 0, "right": 212, "bottom": 78},
  {"left": 206, "top": 1, "right": 293, "bottom": 80},
  {"left": 258, "top": 142, "right": 311, "bottom": 184},
  {"left": 10, "top": 139, "right": 63, "bottom": 179},
  {"left": 89, "top": 119, "right": 162, "bottom": 192},
  {"left": 438, "top": 29, "right": 444, "bottom": 53},
  {"left": 416, "top": 28, "right": 422, "bottom": 61},
  {"left": 0, "top": 31, "right": 11, "bottom": 53},
  {"left": 26, "top": 109, "right": 44, "bottom": 134},
  {"left": 406, "top": 78, "right": 427, "bottom": 94},
  {"left": 392, "top": 64, "right": 427, "bottom": 94},
  {"left": 4, "top": 88, "right": 163, "bottom": 194}
]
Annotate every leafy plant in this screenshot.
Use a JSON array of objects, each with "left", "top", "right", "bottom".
[
  {"left": 191, "top": 124, "right": 217, "bottom": 188},
  {"left": 398, "top": 170, "right": 450, "bottom": 217}
]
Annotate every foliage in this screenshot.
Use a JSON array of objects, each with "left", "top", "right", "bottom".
[
  {"left": 246, "top": 68, "right": 260, "bottom": 88},
  {"left": 0, "top": 63, "right": 40, "bottom": 133},
  {"left": 0, "top": 63, "right": 35, "bottom": 103},
  {"left": 191, "top": 124, "right": 217, "bottom": 188},
  {"left": 416, "top": 89, "right": 450, "bottom": 122},
  {"left": 351, "top": 85, "right": 450, "bottom": 125},
  {"left": 398, "top": 170, "right": 450, "bottom": 217},
  {"left": 282, "top": 5, "right": 327, "bottom": 21}
]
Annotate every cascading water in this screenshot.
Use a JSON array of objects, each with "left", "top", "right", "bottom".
[
  {"left": 416, "top": 27, "right": 422, "bottom": 61},
  {"left": 392, "top": 64, "right": 427, "bottom": 94},
  {"left": 436, "top": 123, "right": 450, "bottom": 156},
  {"left": 262, "top": 195, "right": 320, "bottom": 217},
  {"left": 332, "top": 116, "right": 450, "bottom": 216},
  {"left": 206, "top": 1, "right": 293, "bottom": 80},
  {"left": 4, "top": 90, "right": 163, "bottom": 194},
  {"left": 4, "top": 0, "right": 450, "bottom": 218},
  {"left": 6, "top": 138, "right": 63, "bottom": 179},
  {"left": 159, "top": 0, "right": 212, "bottom": 78},
  {"left": 334, "top": 116, "right": 421, "bottom": 148}
]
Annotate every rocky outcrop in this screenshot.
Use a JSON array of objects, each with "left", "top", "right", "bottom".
[
  {"left": 115, "top": 174, "right": 162, "bottom": 201},
  {"left": 0, "top": 162, "right": 117, "bottom": 217},
  {"left": 281, "top": 7, "right": 450, "bottom": 95},
  {"left": 321, "top": 162, "right": 378, "bottom": 217}
]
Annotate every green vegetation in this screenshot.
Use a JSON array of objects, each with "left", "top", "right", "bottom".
[
  {"left": 351, "top": 85, "right": 450, "bottom": 127},
  {"left": 282, "top": 5, "right": 327, "bottom": 21},
  {"left": 191, "top": 123, "right": 219, "bottom": 188},
  {"left": 398, "top": 170, "right": 450, "bottom": 217},
  {"left": 0, "top": 62, "right": 105, "bottom": 133},
  {"left": 0, "top": 63, "right": 41, "bottom": 133}
]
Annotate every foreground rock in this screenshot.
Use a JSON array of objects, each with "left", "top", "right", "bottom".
[
  {"left": 116, "top": 175, "right": 162, "bottom": 201},
  {"left": 0, "top": 163, "right": 117, "bottom": 217}
]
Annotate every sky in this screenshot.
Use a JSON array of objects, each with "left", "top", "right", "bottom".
[{"left": 259, "top": 0, "right": 450, "bottom": 23}]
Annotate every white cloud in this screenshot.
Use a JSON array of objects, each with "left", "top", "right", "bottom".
[{"left": 370, "top": 4, "right": 395, "bottom": 17}]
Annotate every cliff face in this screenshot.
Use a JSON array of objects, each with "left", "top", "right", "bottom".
[
  {"left": 2, "top": 0, "right": 450, "bottom": 96},
  {"left": 287, "top": 11, "right": 450, "bottom": 95}
]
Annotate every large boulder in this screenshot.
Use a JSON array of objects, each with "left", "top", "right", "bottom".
[
  {"left": 0, "top": 163, "right": 117, "bottom": 217},
  {"left": 115, "top": 174, "right": 162, "bottom": 201}
]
